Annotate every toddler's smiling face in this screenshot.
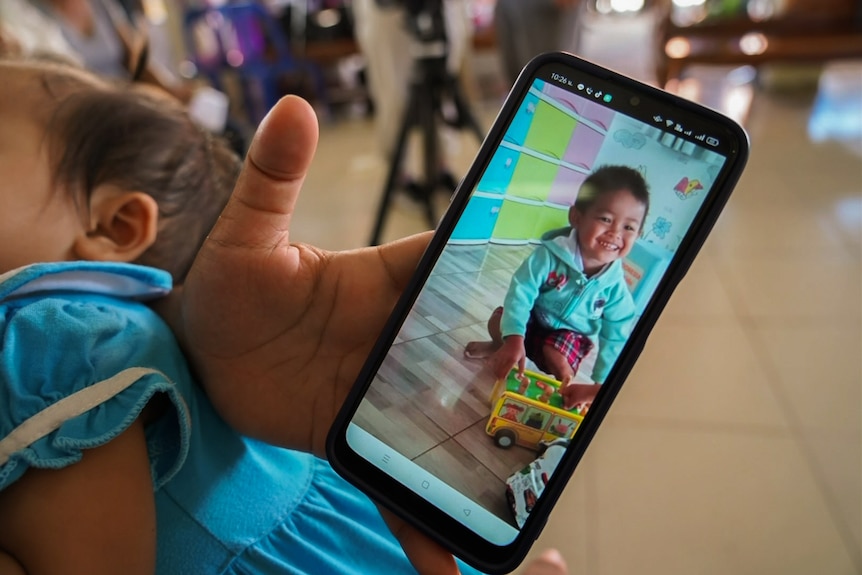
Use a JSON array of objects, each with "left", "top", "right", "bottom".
[{"left": 570, "top": 188, "right": 646, "bottom": 276}]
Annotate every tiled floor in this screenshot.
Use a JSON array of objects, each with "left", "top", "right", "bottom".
[{"left": 288, "top": 12, "right": 861, "bottom": 575}]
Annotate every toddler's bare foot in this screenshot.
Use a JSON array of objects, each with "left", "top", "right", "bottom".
[
  {"left": 520, "top": 548, "right": 569, "bottom": 575},
  {"left": 464, "top": 340, "right": 500, "bottom": 359}
]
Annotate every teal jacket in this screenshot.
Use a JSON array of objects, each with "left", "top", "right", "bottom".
[{"left": 500, "top": 227, "right": 637, "bottom": 382}]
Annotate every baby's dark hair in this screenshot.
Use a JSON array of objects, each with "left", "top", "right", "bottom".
[
  {"left": 48, "top": 85, "right": 241, "bottom": 284},
  {"left": 573, "top": 165, "right": 650, "bottom": 228}
]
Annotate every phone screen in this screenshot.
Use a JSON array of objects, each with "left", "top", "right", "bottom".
[{"left": 329, "top": 53, "right": 748, "bottom": 572}]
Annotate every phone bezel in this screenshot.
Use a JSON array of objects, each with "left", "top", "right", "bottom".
[{"left": 327, "top": 51, "right": 750, "bottom": 574}]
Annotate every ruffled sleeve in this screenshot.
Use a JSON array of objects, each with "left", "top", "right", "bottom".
[{"left": 0, "top": 264, "right": 194, "bottom": 492}]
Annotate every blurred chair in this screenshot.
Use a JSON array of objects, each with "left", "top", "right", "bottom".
[
  {"left": 183, "top": 1, "right": 329, "bottom": 125},
  {"left": 654, "top": 0, "right": 862, "bottom": 87}
]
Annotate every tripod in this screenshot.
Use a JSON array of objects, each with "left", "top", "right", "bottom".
[{"left": 368, "top": 52, "right": 485, "bottom": 245}]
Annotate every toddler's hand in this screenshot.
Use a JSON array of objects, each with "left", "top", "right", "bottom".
[
  {"left": 560, "top": 380, "right": 599, "bottom": 410},
  {"left": 490, "top": 336, "right": 526, "bottom": 380}
]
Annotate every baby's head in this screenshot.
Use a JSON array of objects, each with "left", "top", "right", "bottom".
[
  {"left": 0, "top": 58, "right": 241, "bottom": 282},
  {"left": 569, "top": 165, "right": 650, "bottom": 274}
]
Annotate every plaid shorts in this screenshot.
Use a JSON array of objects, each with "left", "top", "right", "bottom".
[{"left": 524, "top": 315, "right": 594, "bottom": 376}]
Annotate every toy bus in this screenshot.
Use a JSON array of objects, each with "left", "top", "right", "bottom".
[{"left": 486, "top": 368, "right": 589, "bottom": 451}]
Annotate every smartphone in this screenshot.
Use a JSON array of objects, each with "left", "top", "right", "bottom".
[{"left": 327, "top": 52, "right": 749, "bottom": 574}]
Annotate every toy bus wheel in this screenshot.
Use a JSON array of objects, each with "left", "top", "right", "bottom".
[{"left": 495, "top": 429, "right": 517, "bottom": 449}]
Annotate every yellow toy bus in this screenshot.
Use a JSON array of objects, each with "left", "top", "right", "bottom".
[{"left": 486, "top": 368, "right": 589, "bottom": 450}]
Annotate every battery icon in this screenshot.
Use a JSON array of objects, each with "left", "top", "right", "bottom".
[{"left": 602, "top": 93, "right": 613, "bottom": 103}]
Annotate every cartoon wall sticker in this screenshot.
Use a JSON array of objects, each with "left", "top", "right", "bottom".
[
  {"left": 640, "top": 215, "right": 672, "bottom": 243},
  {"left": 674, "top": 176, "right": 704, "bottom": 199},
  {"left": 613, "top": 128, "right": 647, "bottom": 149},
  {"left": 651, "top": 216, "right": 672, "bottom": 240}
]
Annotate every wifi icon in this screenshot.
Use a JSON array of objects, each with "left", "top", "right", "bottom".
[{"left": 665, "top": 119, "right": 674, "bottom": 127}]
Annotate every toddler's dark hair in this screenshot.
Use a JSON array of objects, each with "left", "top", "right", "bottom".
[
  {"left": 48, "top": 86, "right": 241, "bottom": 283},
  {"left": 573, "top": 165, "right": 650, "bottom": 227}
]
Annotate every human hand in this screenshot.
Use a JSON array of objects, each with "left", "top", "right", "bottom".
[
  {"left": 490, "top": 336, "right": 527, "bottom": 380},
  {"left": 560, "top": 381, "right": 599, "bottom": 410},
  {"left": 0, "top": 551, "right": 25, "bottom": 575},
  {"left": 168, "top": 93, "right": 462, "bottom": 575},
  {"left": 174, "top": 95, "right": 433, "bottom": 457},
  {"left": 384, "top": 509, "right": 571, "bottom": 575},
  {"left": 521, "top": 549, "right": 569, "bottom": 574}
]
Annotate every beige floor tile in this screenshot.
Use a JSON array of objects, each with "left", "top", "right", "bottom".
[
  {"left": 722, "top": 161, "right": 809, "bottom": 209},
  {"left": 520, "top": 455, "right": 594, "bottom": 574},
  {"left": 769, "top": 147, "right": 862, "bottom": 212},
  {"left": 718, "top": 256, "right": 861, "bottom": 323},
  {"left": 726, "top": 91, "right": 862, "bottom": 210},
  {"left": 798, "top": 430, "right": 862, "bottom": 551},
  {"left": 581, "top": 424, "right": 860, "bottom": 575},
  {"left": 660, "top": 251, "right": 739, "bottom": 322},
  {"left": 609, "top": 319, "right": 790, "bottom": 430},
  {"left": 832, "top": 196, "right": 862, "bottom": 260},
  {"left": 708, "top": 200, "right": 851, "bottom": 259},
  {"left": 753, "top": 323, "right": 861, "bottom": 547},
  {"left": 754, "top": 324, "right": 861, "bottom": 436}
]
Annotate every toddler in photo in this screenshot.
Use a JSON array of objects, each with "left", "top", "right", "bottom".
[{"left": 466, "top": 165, "right": 650, "bottom": 409}]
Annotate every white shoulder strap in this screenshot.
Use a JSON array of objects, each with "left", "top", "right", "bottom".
[{"left": 0, "top": 367, "right": 165, "bottom": 466}]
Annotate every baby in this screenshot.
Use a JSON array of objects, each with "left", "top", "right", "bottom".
[
  {"left": 0, "top": 57, "right": 241, "bottom": 573},
  {"left": 466, "top": 165, "right": 650, "bottom": 409}
]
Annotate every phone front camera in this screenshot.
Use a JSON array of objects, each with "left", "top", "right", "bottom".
[{"left": 629, "top": 96, "right": 640, "bottom": 106}]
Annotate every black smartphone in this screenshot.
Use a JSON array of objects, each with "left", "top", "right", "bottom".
[{"left": 327, "top": 52, "right": 749, "bottom": 574}]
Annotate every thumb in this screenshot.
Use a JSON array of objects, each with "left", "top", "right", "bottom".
[{"left": 208, "top": 95, "right": 319, "bottom": 251}]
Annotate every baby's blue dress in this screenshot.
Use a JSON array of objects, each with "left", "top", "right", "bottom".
[{"left": 0, "top": 262, "right": 484, "bottom": 575}]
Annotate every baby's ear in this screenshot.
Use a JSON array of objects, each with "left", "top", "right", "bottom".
[{"left": 73, "top": 187, "right": 159, "bottom": 263}]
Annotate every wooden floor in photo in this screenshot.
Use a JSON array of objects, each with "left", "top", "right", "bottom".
[{"left": 354, "top": 243, "right": 600, "bottom": 524}]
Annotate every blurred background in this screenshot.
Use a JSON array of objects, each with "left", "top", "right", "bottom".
[{"left": 2, "top": 0, "right": 859, "bottom": 573}]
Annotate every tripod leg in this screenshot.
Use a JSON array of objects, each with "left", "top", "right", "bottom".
[
  {"left": 419, "top": 85, "right": 439, "bottom": 229},
  {"left": 369, "top": 83, "right": 418, "bottom": 246},
  {"left": 448, "top": 75, "right": 486, "bottom": 143}
]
